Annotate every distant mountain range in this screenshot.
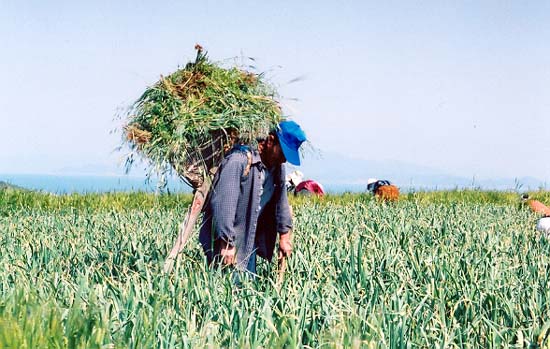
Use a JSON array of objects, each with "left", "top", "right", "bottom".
[
  {"left": 288, "top": 151, "right": 548, "bottom": 192},
  {"left": 29, "top": 151, "right": 548, "bottom": 193}
]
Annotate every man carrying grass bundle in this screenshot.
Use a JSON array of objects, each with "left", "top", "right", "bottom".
[
  {"left": 122, "top": 45, "right": 307, "bottom": 277},
  {"left": 199, "top": 120, "right": 306, "bottom": 277}
]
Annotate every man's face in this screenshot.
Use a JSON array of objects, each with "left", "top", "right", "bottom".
[{"left": 260, "top": 134, "right": 286, "bottom": 168}]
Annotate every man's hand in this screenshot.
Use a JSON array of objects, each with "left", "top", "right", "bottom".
[
  {"left": 278, "top": 231, "right": 293, "bottom": 259},
  {"left": 220, "top": 240, "right": 236, "bottom": 266}
]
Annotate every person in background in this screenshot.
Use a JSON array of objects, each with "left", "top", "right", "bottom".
[
  {"left": 199, "top": 120, "right": 307, "bottom": 277},
  {"left": 367, "top": 178, "right": 400, "bottom": 202},
  {"left": 521, "top": 194, "right": 550, "bottom": 234},
  {"left": 286, "top": 170, "right": 304, "bottom": 193},
  {"left": 295, "top": 180, "right": 325, "bottom": 196},
  {"left": 286, "top": 170, "right": 325, "bottom": 197}
]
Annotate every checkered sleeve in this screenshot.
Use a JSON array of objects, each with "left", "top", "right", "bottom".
[{"left": 209, "top": 151, "right": 247, "bottom": 244}]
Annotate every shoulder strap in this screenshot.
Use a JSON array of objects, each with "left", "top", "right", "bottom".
[
  {"left": 231, "top": 144, "right": 253, "bottom": 177},
  {"left": 243, "top": 151, "right": 252, "bottom": 177}
]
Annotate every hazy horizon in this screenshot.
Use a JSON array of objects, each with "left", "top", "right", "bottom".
[{"left": 1, "top": 149, "right": 547, "bottom": 193}]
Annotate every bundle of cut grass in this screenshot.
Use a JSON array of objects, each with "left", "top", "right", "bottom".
[{"left": 123, "top": 45, "right": 283, "bottom": 188}]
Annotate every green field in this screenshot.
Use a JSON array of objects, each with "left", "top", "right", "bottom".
[{"left": 1, "top": 189, "right": 550, "bottom": 348}]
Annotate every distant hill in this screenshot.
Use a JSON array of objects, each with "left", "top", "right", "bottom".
[{"left": 0, "top": 181, "right": 27, "bottom": 191}]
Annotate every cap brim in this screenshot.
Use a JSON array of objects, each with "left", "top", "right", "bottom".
[{"left": 279, "top": 137, "right": 301, "bottom": 165}]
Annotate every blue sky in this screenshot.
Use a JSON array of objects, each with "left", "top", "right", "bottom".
[{"left": 1, "top": 1, "right": 549, "bottom": 184}]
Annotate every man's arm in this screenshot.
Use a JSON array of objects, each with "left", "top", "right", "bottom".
[{"left": 276, "top": 166, "right": 294, "bottom": 258}]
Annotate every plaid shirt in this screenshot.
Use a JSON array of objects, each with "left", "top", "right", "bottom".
[{"left": 199, "top": 147, "right": 293, "bottom": 270}]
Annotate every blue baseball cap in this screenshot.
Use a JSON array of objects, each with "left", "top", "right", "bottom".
[{"left": 276, "top": 120, "right": 306, "bottom": 165}]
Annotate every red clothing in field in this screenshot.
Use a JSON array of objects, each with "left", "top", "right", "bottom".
[
  {"left": 374, "top": 185, "right": 399, "bottom": 202},
  {"left": 527, "top": 199, "right": 550, "bottom": 217},
  {"left": 295, "top": 180, "right": 325, "bottom": 196}
]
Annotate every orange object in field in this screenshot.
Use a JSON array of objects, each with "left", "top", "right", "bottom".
[
  {"left": 374, "top": 185, "right": 400, "bottom": 202},
  {"left": 527, "top": 199, "right": 550, "bottom": 217}
]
